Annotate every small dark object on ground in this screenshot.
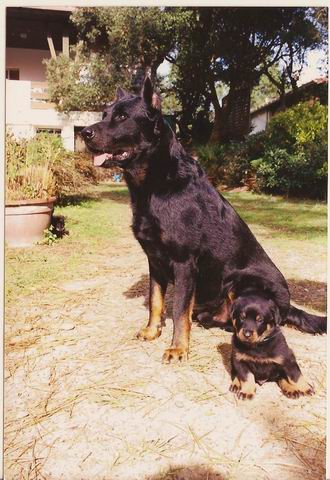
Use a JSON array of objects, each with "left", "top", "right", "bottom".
[{"left": 51, "top": 215, "right": 69, "bottom": 238}]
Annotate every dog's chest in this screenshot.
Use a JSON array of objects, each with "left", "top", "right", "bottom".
[{"left": 132, "top": 212, "right": 161, "bottom": 243}]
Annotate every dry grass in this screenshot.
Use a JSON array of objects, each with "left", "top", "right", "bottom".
[{"left": 5, "top": 185, "right": 326, "bottom": 480}]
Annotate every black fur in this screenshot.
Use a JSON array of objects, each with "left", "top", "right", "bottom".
[{"left": 81, "top": 78, "right": 326, "bottom": 362}]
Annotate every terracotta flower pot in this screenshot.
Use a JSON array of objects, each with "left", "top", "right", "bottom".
[{"left": 5, "top": 197, "right": 56, "bottom": 248}]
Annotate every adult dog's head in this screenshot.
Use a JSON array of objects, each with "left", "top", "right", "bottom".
[
  {"left": 81, "top": 77, "right": 163, "bottom": 169},
  {"left": 231, "top": 294, "right": 280, "bottom": 344}
]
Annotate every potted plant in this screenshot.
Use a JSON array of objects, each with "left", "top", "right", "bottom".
[{"left": 5, "top": 132, "right": 57, "bottom": 247}]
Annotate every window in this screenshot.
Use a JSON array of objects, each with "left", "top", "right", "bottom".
[
  {"left": 6, "top": 68, "right": 19, "bottom": 80},
  {"left": 36, "top": 127, "right": 62, "bottom": 136}
]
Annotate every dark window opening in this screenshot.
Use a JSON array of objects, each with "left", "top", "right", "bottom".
[
  {"left": 6, "top": 68, "right": 19, "bottom": 80},
  {"left": 36, "top": 127, "right": 61, "bottom": 136}
]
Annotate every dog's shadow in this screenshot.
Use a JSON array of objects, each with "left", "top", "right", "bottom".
[{"left": 217, "top": 342, "right": 232, "bottom": 375}]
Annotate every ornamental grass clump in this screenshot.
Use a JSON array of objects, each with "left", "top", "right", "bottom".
[
  {"left": 6, "top": 131, "right": 99, "bottom": 202},
  {"left": 6, "top": 132, "right": 56, "bottom": 201}
]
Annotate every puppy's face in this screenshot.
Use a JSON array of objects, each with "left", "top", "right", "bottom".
[{"left": 231, "top": 295, "right": 280, "bottom": 344}]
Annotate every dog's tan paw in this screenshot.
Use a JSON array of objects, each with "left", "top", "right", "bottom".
[
  {"left": 237, "top": 390, "right": 255, "bottom": 400},
  {"left": 279, "top": 376, "right": 315, "bottom": 399},
  {"left": 231, "top": 373, "right": 256, "bottom": 400},
  {"left": 136, "top": 326, "right": 161, "bottom": 341},
  {"left": 162, "top": 347, "right": 188, "bottom": 363},
  {"left": 229, "top": 377, "right": 241, "bottom": 393}
]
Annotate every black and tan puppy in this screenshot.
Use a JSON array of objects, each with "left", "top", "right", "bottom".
[
  {"left": 81, "top": 78, "right": 326, "bottom": 364},
  {"left": 230, "top": 290, "right": 315, "bottom": 400}
]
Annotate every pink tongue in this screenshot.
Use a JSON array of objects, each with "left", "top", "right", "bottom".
[{"left": 93, "top": 153, "right": 111, "bottom": 166}]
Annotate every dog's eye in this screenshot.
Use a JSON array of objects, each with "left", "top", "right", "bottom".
[
  {"left": 256, "top": 316, "right": 263, "bottom": 323},
  {"left": 115, "top": 113, "right": 128, "bottom": 122}
]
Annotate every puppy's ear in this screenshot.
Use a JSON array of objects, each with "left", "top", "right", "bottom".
[
  {"left": 230, "top": 298, "right": 240, "bottom": 318},
  {"left": 115, "top": 87, "right": 127, "bottom": 100},
  {"left": 269, "top": 301, "right": 281, "bottom": 325}
]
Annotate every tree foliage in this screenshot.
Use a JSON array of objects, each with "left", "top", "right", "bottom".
[
  {"left": 45, "top": 5, "right": 327, "bottom": 140},
  {"left": 172, "top": 7, "right": 325, "bottom": 141},
  {"left": 45, "top": 45, "right": 128, "bottom": 113}
]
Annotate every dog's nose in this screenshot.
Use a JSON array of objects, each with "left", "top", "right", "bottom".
[
  {"left": 243, "top": 329, "right": 253, "bottom": 338},
  {"left": 81, "top": 127, "right": 95, "bottom": 140}
]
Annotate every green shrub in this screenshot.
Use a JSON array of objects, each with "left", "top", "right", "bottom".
[
  {"left": 266, "top": 101, "right": 327, "bottom": 151},
  {"left": 254, "top": 101, "right": 327, "bottom": 198},
  {"left": 196, "top": 140, "right": 254, "bottom": 187},
  {"left": 196, "top": 101, "right": 327, "bottom": 199}
]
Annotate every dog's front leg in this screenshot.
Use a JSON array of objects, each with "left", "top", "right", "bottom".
[
  {"left": 137, "top": 261, "right": 167, "bottom": 341},
  {"left": 162, "top": 260, "right": 196, "bottom": 363}
]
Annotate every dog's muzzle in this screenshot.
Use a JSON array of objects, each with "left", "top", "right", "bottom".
[{"left": 81, "top": 127, "right": 95, "bottom": 140}]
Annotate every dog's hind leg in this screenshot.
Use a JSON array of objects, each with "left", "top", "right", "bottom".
[
  {"left": 137, "top": 263, "right": 167, "bottom": 341},
  {"left": 162, "top": 260, "right": 196, "bottom": 363}
]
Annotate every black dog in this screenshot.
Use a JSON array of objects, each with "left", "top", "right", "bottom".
[
  {"left": 229, "top": 286, "right": 314, "bottom": 400},
  {"left": 81, "top": 78, "right": 326, "bottom": 363}
]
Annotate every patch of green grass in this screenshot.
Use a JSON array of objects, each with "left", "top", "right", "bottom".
[
  {"left": 6, "top": 184, "right": 326, "bottom": 308},
  {"left": 222, "top": 191, "right": 327, "bottom": 242},
  {"left": 6, "top": 184, "right": 130, "bottom": 303}
]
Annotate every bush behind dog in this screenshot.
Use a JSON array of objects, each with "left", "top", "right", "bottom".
[{"left": 196, "top": 101, "right": 327, "bottom": 199}]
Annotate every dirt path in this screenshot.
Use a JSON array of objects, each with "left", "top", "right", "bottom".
[{"left": 5, "top": 195, "right": 326, "bottom": 480}]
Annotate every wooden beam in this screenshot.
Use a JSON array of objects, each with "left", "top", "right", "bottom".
[
  {"left": 47, "top": 36, "right": 56, "bottom": 59},
  {"left": 62, "top": 34, "right": 69, "bottom": 57}
]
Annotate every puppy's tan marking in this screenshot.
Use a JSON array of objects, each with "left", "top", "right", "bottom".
[
  {"left": 238, "top": 372, "right": 256, "bottom": 400},
  {"left": 229, "top": 376, "right": 241, "bottom": 393},
  {"left": 235, "top": 351, "right": 284, "bottom": 365},
  {"left": 278, "top": 375, "right": 315, "bottom": 398}
]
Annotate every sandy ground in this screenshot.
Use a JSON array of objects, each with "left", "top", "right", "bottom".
[{"left": 5, "top": 196, "right": 326, "bottom": 480}]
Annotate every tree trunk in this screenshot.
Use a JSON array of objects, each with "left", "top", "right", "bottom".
[
  {"left": 220, "top": 81, "right": 252, "bottom": 141},
  {"left": 209, "top": 108, "right": 223, "bottom": 143}
]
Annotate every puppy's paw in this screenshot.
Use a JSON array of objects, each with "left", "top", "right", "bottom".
[
  {"left": 237, "top": 390, "right": 255, "bottom": 400},
  {"left": 279, "top": 376, "right": 315, "bottom": 399},
  {"left": 229, "top": 377, "right": 241, "bottom": 393},
  {"left": 162, "top": 347, "right": 188, "bottom": 363},
  {"left": 136, "top": 325, "right": 161, "bottom": 341},
  {"left": 230, "top": 374, "right": 256, "bottom": 400}
]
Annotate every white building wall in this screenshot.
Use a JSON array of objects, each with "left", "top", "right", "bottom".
[
  {"left": 6, "top": 47, "right": 55, "bottom": 82},
  {"left": 6, "top": 80, "right": 101, "bottom": 150}
]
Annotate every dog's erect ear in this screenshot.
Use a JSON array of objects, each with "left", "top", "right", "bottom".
[
  {"left": 142, "top": 77, "right": 161, "bottom": 111},
  {"left": 142, "top": 77, "right": 153, "bottom": 105},
  {"left": 115, "top": 87, "right": 127, "bottom": 100},
  {"left": 152, "top": 93, "right": 162, "bottom": 111}
]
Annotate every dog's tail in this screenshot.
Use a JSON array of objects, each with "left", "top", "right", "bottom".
[{"left": 283, "top": 305, "right": 327, "bottom": 334}]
